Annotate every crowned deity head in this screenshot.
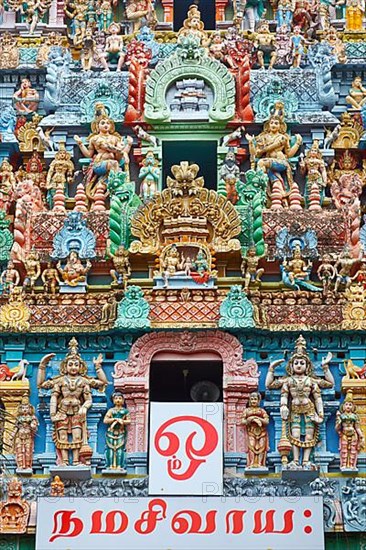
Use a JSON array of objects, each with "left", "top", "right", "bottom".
[
  {"left": 340, "top": 391, "right": 356, "bottom": 414},
  {"left": 286, "top": 335, "right": 314, "bottom": 376},
  {"left": 59, "top": 337, "right": 88, "bottom": 376}
]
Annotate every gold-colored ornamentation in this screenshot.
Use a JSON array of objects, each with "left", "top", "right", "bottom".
[
  {"left": 0, "top": 288, "right": 31, "bottom": 332},
  {"left": 50, "top": 475, "right": 65, "bottom": 497},
  {"left": 17, "top": 114, "right": 45, "bottom": 153},
  {"left": 130, "top": 161, "right": 241, "bottom": 254},
  {"left": 342, "top": 282, "right": 366, "bottom": 329},
  {"left": 0, "top": 32, "right": 19, "bottom": 69},
  {"left": 332, "top": 111, "right": 364, "bottom": 149}
]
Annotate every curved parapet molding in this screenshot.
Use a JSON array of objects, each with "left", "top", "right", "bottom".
[{"left": 144, "top": 45, "right": 235, "bottom": 124}]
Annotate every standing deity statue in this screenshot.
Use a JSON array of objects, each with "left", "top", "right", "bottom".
[
  {"left": 0, "top": 159, "right": 16, "bottom": 212},
  {"left": 241, "top": 247, "right": 264, "bottom": 291},
  {"left": 276, "top": 0, "right": 296, "bottom": 28},
  {"left": 46, "top": 143, "right": 74, "bottom": 209},
  {"left": 12, "top": 395, "right": 38, "bottom": 471},
  {"left": 23, "top": 249, "right": 41, "bottom": 294},
  {"left": 42, "top": 262, "right": 61, "bottom": 294},
  {"left": 139, "top": 150, "right": 160, "bottom": 201},
  {"left": 337, "top": 0, "right": 365, "bottom": 31},
  {"left": 37, "top": 338, "right": 108, "bottom": 466},
  {"left": 241, "top": 392, "right": 269, "bottom": 469},
  {"left": 103, "top": 391, "right": 130, "bottom": 472},
  {"left": 299, "top": 140, "right": 328, "bottom": 206},
  {"left": 246, "top": 111, "right": 302, "bottom": 203},
  {"left": 1, "top": 261, "right": 20, "bottom": 295},
  {"left": 64, "top": 0, "right": 90, "bottom": 46},
  {"left": 110, "top": 246, "right": 131, "bottom": 289},
  {"left": 219, "top": 150, "right": 240, "bottom": 205},
  {"left": 335, "top": 391, "right": 364, "bottom": 471},
  {"left": 74, "top": 111, "right": 133, "bottom": 200},
  {"left": 266, "top": 335, "right": 334, "bottom": 469},
  {"left": 125, "top": 0, "right": 157, "bottom": 32}
]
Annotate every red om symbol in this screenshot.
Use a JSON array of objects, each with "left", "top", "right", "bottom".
[{"left": 154, "top": 416, "right": 219, "bottom": 480}]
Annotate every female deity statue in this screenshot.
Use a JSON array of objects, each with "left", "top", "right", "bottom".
[
  {"left": 335, "top": 391, "right": 364, "bottom": 471},
  {"left": 74, "top": 112, "right": 133, "bottom": 200},
  {"left": 241, "top": 392, "right": 269, "bottom": 470},
  {"left": 46, "top": 144, "right": 74, "bottom": 208},
  {"left": 299, "top": 140, "right": 328, "bottom": 207},
  {"left": 13, "top": 78, "right": 39, "bottom": 115},
  {"left": 103, "top": 392, "right": 130, "bottom": 472},
  {"left": 266, "top": 335, "right": 334, "bottom": 469},
  {"left": 246, "top": 112, "right": 302, "bottom": 203},
  {"left": 57, "top": 251, "right": 91, "bottom": 288},
  {"left": 12, "top": 396, "right": 38, "bottom": 471},
  {"left": 346, "top": 76, "right": 366, "bottom": 110},
  {"left": 37, "top": 338, "right": 108, "bottom": 466}
]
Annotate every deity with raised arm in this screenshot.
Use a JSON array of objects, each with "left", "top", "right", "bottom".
[
  {"left": 265, "top": 335, "right": 334, "bottom": 469},
  {"left": 246, "top": 111, "right": 302, "bottom": 202},
  {"left": 74, "top": 111, "right": 133, "bottom": 200},
  {"left": 37, "top": 338, "right": 108, "bottom": 466}
]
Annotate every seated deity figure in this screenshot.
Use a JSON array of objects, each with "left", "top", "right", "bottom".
[
  {"left": 57, "top": 250, "right": 91, "bottom": 290},
  {"left": 37, "top": 338, "right": 108, "bottom": 467},
  {"left": 266, "top": 335, "right": 334, "bottom": 469},
  {"left": 281, "top": 243, "right": 321, "bottom": 292},
  {"left": 13, "top": 78, "right": 39, "bottom": 114},
  {"left": 74, "top": 110, "right": 133, "bottom": 200},
  {"left": 346, "top": 77, "right": 366, "bottom": 110},
  {"left": 246, "top": 111, "right": 302, "bottom": 203}
]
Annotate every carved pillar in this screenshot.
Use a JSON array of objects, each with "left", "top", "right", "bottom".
[
  {"left": 216, "top": 0, "right": 229, "bottom": 21},
  {"left": 223, "top": 362, "right": 259, "bottom": 453},
  {"left": 0, "top": 381, "right": 29, "bottom": 452},
  {"left": 161, "top": 0, "right": 173, "bottom": 23}
]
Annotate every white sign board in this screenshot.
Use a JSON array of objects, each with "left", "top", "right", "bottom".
[
  {"left": 148, "top": 402, "right": 223, "bottom": 495},
  {"left": 36, "top": 496, "right": 324, "bottom": 550}
]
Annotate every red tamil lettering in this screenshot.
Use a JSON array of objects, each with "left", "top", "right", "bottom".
[
  {"left": 90, "top": 510, "right": 128, "bottom": 534},
  {"left": 225, "top": 510, "right": 247, "bottom": 534},
  {"left": 171, "top": 510, "right": 217, "bottom": 534},
  {"left": 253, "top": 510, "right": 295, "bottom": 534},
  {"left": 49, "top": 510, "right": 84, "bottom": 542},
  {"left": 134, "top": 499, "right": 167, "bottom": 534},
  {"left": 154, "top": 416, "right": 219, "bottom": 481}
]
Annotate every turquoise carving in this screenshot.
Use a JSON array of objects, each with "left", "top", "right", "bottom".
[
  {"left": 0, "top": 210, "right": 14, "bottom": 262},
  {"left": 107, "top": 171, "right": 141, "bottom": 256},
  {"left": 115, "top": 286, "right": 150, "bottom": 330},
  {"left": 218, "top": 285, "right": 255, "bottom": 329},
  {"left": 144, "top": 35, "right": 235, "bottom": 124},
  {"left": 236, "top": 169, "right": 268, "bottom": 256},
  {"left": 80, "top": 81, "right": 127, "bottom": 123},
  {"left": 51, "top": 211, "right": 96, "bottom": 259}
]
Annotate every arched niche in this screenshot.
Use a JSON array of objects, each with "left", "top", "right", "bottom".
[
  {"left": 144, "top": 49, "right": 235, "bottom": 124},
  {"left": 113, "top": 330, "right": 259, "bottom": 454}
]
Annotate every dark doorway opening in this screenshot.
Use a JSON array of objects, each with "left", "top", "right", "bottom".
[
  {"left": 173, "top": 0, "right": 216, "bottom": 31},
  {"left": 163, "top": 140, "right": 217, "bottom": 190},
  {"left": 150, "top": 360, "right": 223, "bottom": 402}
]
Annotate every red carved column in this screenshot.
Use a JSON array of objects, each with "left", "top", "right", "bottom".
[
  {"left": 216, "top": 0, "right": 229, "bottom": 21},
  {"left": 113, "top": 331, "right": 259, "bottom": 454},
  {"left": 161, "top": 0, "right": 174, "bottom": 23},
  {"left": 125, "top": 41, "right": 152, "bottom": 124}
]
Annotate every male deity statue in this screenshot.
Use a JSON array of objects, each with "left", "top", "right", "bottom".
[
  {"left": 265, "top": 335, "right": 334, "bottom": 469},
  {"left": 37, "top": 338, "right": 108, "bottom": 467}
]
